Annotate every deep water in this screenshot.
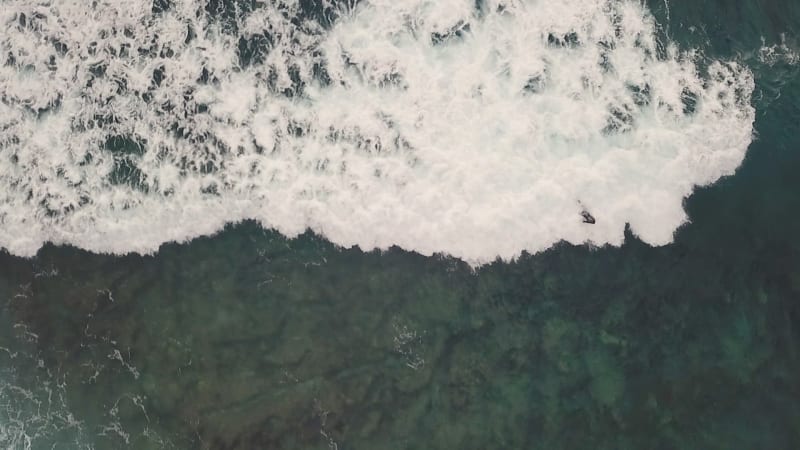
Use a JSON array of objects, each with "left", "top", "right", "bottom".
[{"left": 1, "top": 0, "right": 800, "bottom": 449}]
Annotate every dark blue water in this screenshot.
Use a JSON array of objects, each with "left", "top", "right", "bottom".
[{"left": 1, "top": 0, "right": 799, "bottom": 449}]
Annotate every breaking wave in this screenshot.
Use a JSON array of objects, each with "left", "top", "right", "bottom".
[{"left": 0, "top": 0, "right": 755, "bottom": 264}]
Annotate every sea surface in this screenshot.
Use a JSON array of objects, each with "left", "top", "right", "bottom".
[{"left": 1, "top": 0, "right": 799, "bottom": 449}]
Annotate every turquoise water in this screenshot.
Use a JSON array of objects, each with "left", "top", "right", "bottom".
[{"left": 1, "top": 0, "right": 800, "bottom": 449}]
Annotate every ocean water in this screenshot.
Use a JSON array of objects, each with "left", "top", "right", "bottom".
[{"left": 0, "top": 0, "right": 798, "bottom": 448}]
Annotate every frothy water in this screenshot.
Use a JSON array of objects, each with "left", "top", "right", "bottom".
[
  {"left": 0, "top": 333, "right": 91, "bottom": 449},
  {"left": 1, "top": 0, "right": 755, "bottom": 264}
]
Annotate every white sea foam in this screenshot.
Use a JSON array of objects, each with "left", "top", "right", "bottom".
[
  {"left": 0, "top": 0, "right": 755, "bottom": 264},
  {"left": 758, "top": 35, "right": 799, "bottom": 66},
  {"left": 0, "top": 348, "right": 92, "bottom": 449}
]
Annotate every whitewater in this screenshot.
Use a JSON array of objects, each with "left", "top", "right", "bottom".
[{"left": 0, "top": 0, "right": 755, "bottom": 264}]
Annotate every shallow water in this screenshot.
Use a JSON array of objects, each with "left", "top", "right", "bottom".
[{"left": 1, "top": 0, "right": 800, "bottom": 449}]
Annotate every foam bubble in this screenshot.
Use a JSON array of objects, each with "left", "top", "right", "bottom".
[{"left": 0, "top": 0, "right": 755, "bottom": 264}]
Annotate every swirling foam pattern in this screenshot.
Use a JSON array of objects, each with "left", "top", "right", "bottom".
[{"left": 0, "top": 0, "right": 754, "bottom": 264}]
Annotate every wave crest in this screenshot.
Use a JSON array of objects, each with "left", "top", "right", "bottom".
[{"left": 0, "top": 0, "right": 755, "bottom": 263}]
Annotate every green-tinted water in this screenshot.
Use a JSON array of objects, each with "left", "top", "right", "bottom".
[{"left": 1, "top": 0, "right": 800, "bottom": 449}]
